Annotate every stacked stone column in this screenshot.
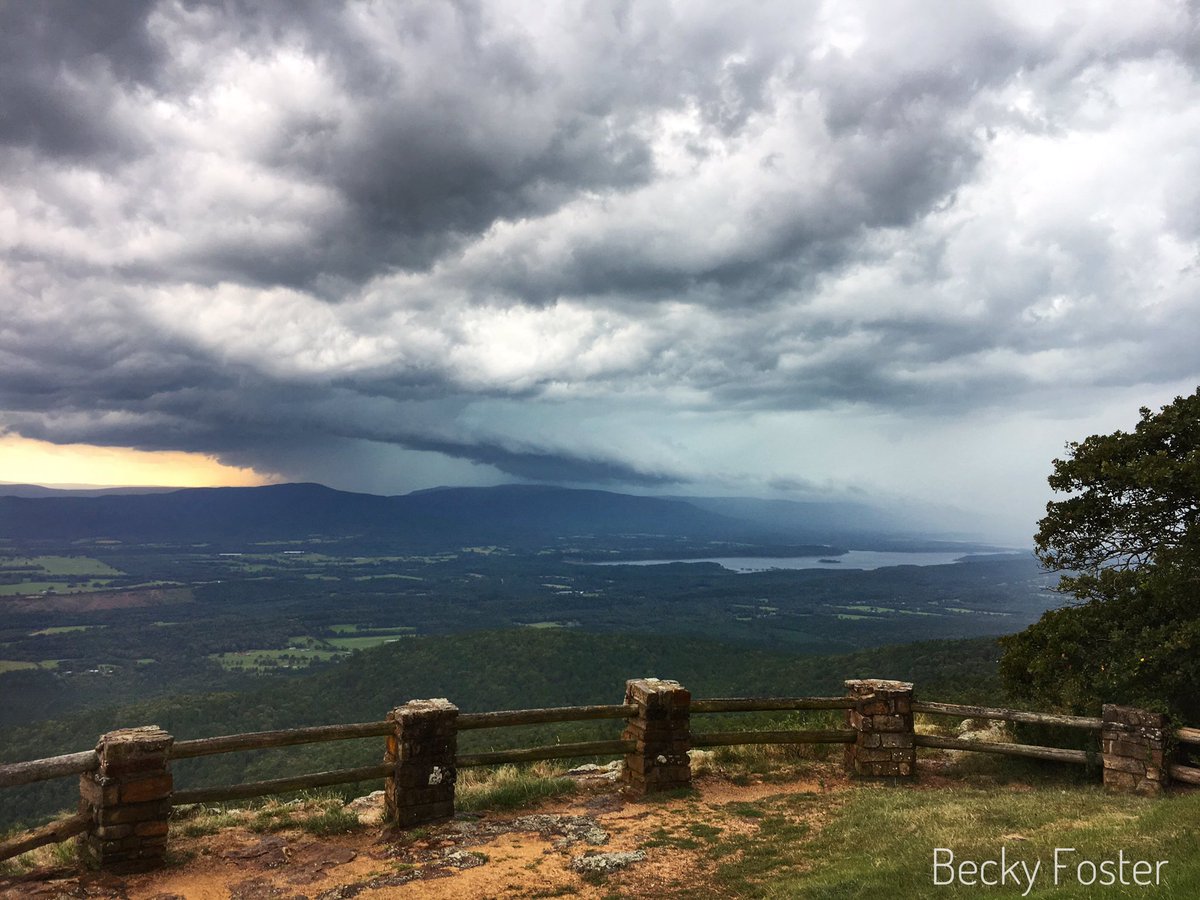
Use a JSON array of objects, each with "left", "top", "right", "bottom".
[
  {"left": 1102, "top": 705, "right": 1169, "bottom": 795},
  {"left": 78, "top": 726, "right": 173, "bottom": 871},
  {"left": 844, "top": 679, "right": 916, "bottom": 779},
  {"left": 622, "top": 677, "right": 691, "bottom": 796},
  {"left": 385, "top": 699, "right": 458, "bottom": 826}
]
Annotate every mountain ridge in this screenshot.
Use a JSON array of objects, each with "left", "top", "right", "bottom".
[{"left": 0, "top": 481, "right": 1001, "bottom": 549}]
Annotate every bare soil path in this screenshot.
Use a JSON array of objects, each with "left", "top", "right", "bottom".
[{"left": 0, "top": 767, "right": 850, "bottom": 899}]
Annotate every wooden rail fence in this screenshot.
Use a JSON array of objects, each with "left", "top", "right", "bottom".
[{"left": 1, "top": 676, "right": 1198, "bottom": 872}]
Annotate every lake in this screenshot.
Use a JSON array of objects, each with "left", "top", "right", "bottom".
[{"left": 590, "top": 550, "right": 998, "bottom": 573}]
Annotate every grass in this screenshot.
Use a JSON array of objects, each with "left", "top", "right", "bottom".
[
  {"left": 0, "top": 820, "right": 81, "bottom": 876},
  {"left": 0, "top": 555, "right": 123, "bottom": 595},
  {"left": 456, "top": 763, "right": 578, "bottom": 812},
  {"left": 694, "top": 785, "right": 1200, "bottom": 898},
  {"left": 0, "top": 660, "right": 39, "bottom": 673},
  {"left": 326, "top": 635, "right": 411, "bottom": 650},
  {"left": 0, "top": 556, "right": 122, "bottom": 576},
  {"left": 300, "top": 804, "right": 363, "bottom": 835},
  {"left": 169, "top": 792, "right": 365, "bottom": 840},
  {"left": 29, "top": 625, "right": 102, "bottom": 636},
  {"left": 0, "top": 582, "right": 75, "bottom": 596}
]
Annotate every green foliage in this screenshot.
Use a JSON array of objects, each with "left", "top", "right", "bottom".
[
  {"left": 1003, "top": 389, "right": 1200, "bottom": 722},
  {"left": 1035, "top": 388, "right": 1200, "bottom": 590}
]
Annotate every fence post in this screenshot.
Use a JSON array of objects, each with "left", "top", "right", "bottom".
[
  {"left": 1102, "top": 705, "right": 1169, "bottom": 795},
  {"left": 622, "top": 678, "right": 691, "bottom": 796},
  {"left": 844, "top": 679, "right": 916, "bottom": 780},
  {"left": 385, "top": 699, "right": 458, "bottom": 827},
  {"left": 78, "top": 726, "right": 173, "bottom": 872}
]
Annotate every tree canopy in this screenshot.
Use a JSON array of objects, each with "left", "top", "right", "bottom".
[
  {"left": 1001, "top": 388, "right": 1200, "bottom": 723},
  {"left": 1035, "top": 388, "right": 1200, "bottom": 582}
]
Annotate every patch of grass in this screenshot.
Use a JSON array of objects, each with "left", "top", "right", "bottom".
[
  {"left": 171, "top": 804, "right": 245, "bottom": 837},
  {"left": 326, "top": 635, "right": 411, "bottom": 650},
  {"left": 641, "top": 825, "right": 702, "bottom": 850},
  {"left": 456, "top": 763, "right": 577, "bottom": 812},
  {"left": 248, "top": 806, "right": 299, "bottom": 833},
  {"left": 0, "top": 660, "right": 39, "bottom": 673},
  {"left": 170, "top": 793, "right": 363, "bottom": 839},
  {"left": 0, "top": 582, "right": 73, "bottom": 596},
  {"left": 300, "top": 804, "right": 361, "bottom": 836},
  {"left": 688, "top": 822, "right": 723, "bottom": 841},
  {"left": 707, "top": 785, "right": 1200, "bottom": 898}
]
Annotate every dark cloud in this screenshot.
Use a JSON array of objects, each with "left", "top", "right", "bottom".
[
  {"left": 0, "top": 1, "right": 161, "bottom": 160},
  {"left": 1, "top": 0, "right": 1199, "bottom": 515}
]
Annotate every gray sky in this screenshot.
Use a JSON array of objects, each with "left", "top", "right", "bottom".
[{"left": 2, "top": 0, "right": 1199, "bottom": 543}]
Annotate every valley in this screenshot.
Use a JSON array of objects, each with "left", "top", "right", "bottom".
[{"left": 0, "top": 483, "right": 1058, "bottom": 830}]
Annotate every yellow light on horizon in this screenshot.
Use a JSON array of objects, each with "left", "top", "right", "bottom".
[{"left": 0, "top": 434, "right": 275, "bottom": 488}]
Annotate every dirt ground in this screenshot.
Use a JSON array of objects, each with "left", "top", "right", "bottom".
[{"left": 0, "top": 767, "right": 850, "bottom": 900}]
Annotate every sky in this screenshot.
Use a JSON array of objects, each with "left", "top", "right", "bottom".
[{"left": 2, "top": 1, "right": 1199, "bottom": 543}]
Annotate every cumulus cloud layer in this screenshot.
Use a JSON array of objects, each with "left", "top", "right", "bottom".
[{"left": 2, "top": 0, "right": 1199, "bottom": 534}]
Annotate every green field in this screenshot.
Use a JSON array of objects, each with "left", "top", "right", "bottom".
[
  {"left": 325, "top": 635, "right": 411, "bottom": 650},
  {"left": 29, "top": 625, "right": 103, "bottom": 636},
  {"left": 0, "top": 660, "right": 58, "bottom": 673},
  {"left": 0, "top": 555, "right": 123, "bottom": 597},
  {"left": 0, "top": 582, "right": 75, "bottom": 596},
  {"left": 0, "top": 556, "right": 122, "bottom": 576}
]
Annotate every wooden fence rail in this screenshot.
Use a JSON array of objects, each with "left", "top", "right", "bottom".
[
  {"left": 0, "top": 812, "right": 91, "bottom": 864},
  {"left": 457, "top": 703, "right": 637, "bottom": 730},
  {"left": 171, "top": 721, "right": 392, "bottom": 760},
  {"left": 172, "top": 764, "right": 393, "bottom": 806},
  {"left": 1, "top": 680, "right": 1198, "bottom": 870},
  {"left": 0, "top": 751, "right": 98, "bottom": 789},
  {"left": 912, "top": 734, "right": 1092, "bottom": 765},
  {"left": 911, "top": 700, "right": 1103, "bottom": 730},
  {"left": 692, "top": 729, "right": 855, "bottom": 748},
  {"left": 691, "top": 697, "right": 853, "bottom": 713},
  {"left": 457, "top": 739, "right": 636, "bottom": 768},
  {"left": 1176, "top": 726, "right": 1200, "bottom": 746}
]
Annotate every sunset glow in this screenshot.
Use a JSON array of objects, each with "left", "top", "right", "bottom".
[{"left": 0, "top": 434, "right": 273, "bottom": 488}]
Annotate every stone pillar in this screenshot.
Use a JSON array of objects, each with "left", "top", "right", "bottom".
[
  {"left": 78, "top": 726, "right": 173, "bottom": 872},
  {"left": 385, "top": 699, "right": 458, "bottom": 827},
  {"left": 1102, "top": 705, "right": 1169, "bottom": 795},
  {"left": 622, "top": 678, "right": 691, "bottom": 796},
  {"left": 844, "top": 679, "right": 916, "bottom": 780}
]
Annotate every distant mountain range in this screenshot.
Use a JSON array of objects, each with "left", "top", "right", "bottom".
[{"left": 0, "top": 482, "right": 998, "bottom": 550}]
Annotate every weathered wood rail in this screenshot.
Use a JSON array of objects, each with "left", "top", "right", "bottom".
[
  {"left": 911, "top": 700, "right": 1102, "bottom": 730},
  {"left": 1, "top": 678, "right": 1198, "bottom": 871}
]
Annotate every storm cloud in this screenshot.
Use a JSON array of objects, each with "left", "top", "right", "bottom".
[{"left": 3, "top": 0, "right": 1199, "bottom": 539}]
